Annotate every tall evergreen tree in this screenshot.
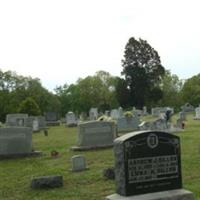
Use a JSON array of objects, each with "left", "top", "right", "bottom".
[{"left": 122, "top": 37, "right": 165, "bottom": 108}]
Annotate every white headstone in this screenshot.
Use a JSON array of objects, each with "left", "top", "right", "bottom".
[
  {"left": 110, "top": 109, "right": 120, "bottom": 119},
  {"left": 195, "top": 107, "right": 200, "bottom": 119},
  {"left": 66, "top": 112, "right": 77, "bottom": 127},
  {"left": 89, "top": 108, "right": 98, "bottom": 120}
]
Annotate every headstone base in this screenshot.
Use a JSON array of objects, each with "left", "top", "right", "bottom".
[
  {"left": 0, "top": 151, "right": 42, "bottom": 159},
  {"left": 31, "top": 175, "right": 63, "bottom": 189},
  {"left": 70, "top": 167, "right": 89, "bottom": 172},
  {"left": 194, "top": 117, "right": 200, "bottom": 120},
  {"left": 46, "top": 121, "right": 60, "bottom": 126},
  {"left": 66, "top": 123, "right": 77, "bottom": 127},
  {"left": 71, "top": 144, "right": 113, "bottom": 151},
  {"left": 106, "top": 189, "right": 193, "bottom": 200}
]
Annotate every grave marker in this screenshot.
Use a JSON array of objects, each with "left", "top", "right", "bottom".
[
  {"left": 44, "top": 112, "right": 60, "bottom": 126},
  {"left": 66, "top": 112, "right": 77, "bottom": 127},
  {"left": 71, "top": 121, "right": 117, "bottom": 150},
  {"left": 106, "top": 131, "right": 193, "bottom": 200},
  {"left": 71, "top": 155, "right": 88, "bottom": 172}
]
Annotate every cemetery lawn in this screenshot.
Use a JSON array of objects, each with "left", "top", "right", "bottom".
[{"left": 0, "top": 114, "right": 200, "bottom": 200}]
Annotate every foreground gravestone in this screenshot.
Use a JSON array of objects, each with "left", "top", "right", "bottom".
[
  {"left": 106, "top": 131, "right": 193, "bottom": 200},
  {"left": 71, "top": 121, "right": 117, "bottom": 150},
  {"left": 71, "top": 155, "right": 88, "bottom": 172},
  {"left": 44, "top": 112, "right": 60, "bottom": 126},
  {"left": 6, "top": 113, "right": 28, "bottom": 127},
  {"left": 31, "top": 175, "right": 63, "bottom": 189},
  {"left": 66, "top": 112, "right": 77, "bottom": 127}
]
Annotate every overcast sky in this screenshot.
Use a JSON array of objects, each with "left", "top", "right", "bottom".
[{"left": 0, "top": 0, "right": 199, "bottom": 91}]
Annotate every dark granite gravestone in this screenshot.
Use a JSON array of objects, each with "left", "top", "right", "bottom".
[
  {"left": 31, "top": 175, "right": 63, "bottom": 189},
  {"left": 106, "top": 131, "right": 193, "bottom": 200},
  {"left": 44, "top": 112, "right": 60, "bottom": 126}
]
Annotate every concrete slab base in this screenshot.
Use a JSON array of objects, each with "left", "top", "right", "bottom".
[
  {"left": 0, "top": 151, "right": 42, "bottom": 159},
  {"left": 71, "top": 145, "right": 113, "bottom": 151},
  {"left": 106, "top": 189, "right": 194, "bottom": 200}
]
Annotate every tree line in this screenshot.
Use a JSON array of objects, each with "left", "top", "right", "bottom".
[{"left": 0, "top": 37, "right": 199, "bottom": 122}]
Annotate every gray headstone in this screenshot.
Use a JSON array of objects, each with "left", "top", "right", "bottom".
[
  {"left": 195, "top": 107, "right": 200, "bottom": 119},
  {"left": 111, "top": 109, "right": 120, "bottom": 119},
  {"left": 89, "top": 108, "right": 98, "bottom": 120},
  {"left": 151, "top": 107, "right": 174, "bottom": 117},
  {"left": 179, "top": 112, "right": 186, "bottom": 121},
  {"left": 181, "top": 103, "right": 194, "bottom": 112},
  {"left": 80, "top": 112, "right": 87, "bottom": 121},
  {"left": 71, "top": 155, "right": 87, "bottom": 172},
  {"left": 0, "top": 127, "right": 32, "bottom": 155},
  {"left": 66, "top": 112, "right": 77, "bottom": 127},
  {"left": 105, "top": 110, "right": 110, "bottom": 117},
  {"left": 44, "top": 112, "right": 60, "bottom": 126},
  {"left": 37, "top": 116, "right": 47, "bottom": 130},
  {"left": 143, "top": 106, "right": 147, "bottom": 115},
  {"left": 118, "top": 107, "right": 124, "bottom": 117},
  {"left": 6, "top": 113, "right": 28, "bottom": 127},
  {"left": 140, "top": 115, "right": 172, "bottom": 132},
  {"left": 71, "top": 121, "right": 117, "bottom": 150},
  {"left": 117, "top": 116, "right": 140, "bottom": 132}
]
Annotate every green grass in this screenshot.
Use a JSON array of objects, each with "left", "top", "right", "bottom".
[{"left": 0, "top": 114, "right": 200, "bottom": 200}]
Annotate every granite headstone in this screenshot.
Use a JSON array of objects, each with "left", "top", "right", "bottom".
[
  {"left": 106, "top": 131, "right": 193, "bottom": 200},
  {"left": 71, "top": 121, "right": 117, "bottom": 150}
]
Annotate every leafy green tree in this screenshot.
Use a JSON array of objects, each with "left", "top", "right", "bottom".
[
  {"left": 159, "top": 70, "right": 183, "bottom": 109},
  {"left": 122, "top": 37, "right": 165, "bottom": 108},
  {"left": 55, "top": 71, "right": 119, "bottom": 115},
  {"left": 0, "top": 69, "right": 61, "bottom": 120},
  {"left": 18, "top": 97, "right": 41, "bottom": 116},
  {"left": 181, "top": 74, "right": 200, "bottom": 106}
]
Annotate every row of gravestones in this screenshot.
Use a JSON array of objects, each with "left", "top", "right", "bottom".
[
  {"left": 6, "top": 113, "right": 47, "bottom": 132},
  {"left": 0, "top": 112, "right": 50, "bottom": 158},
  {"left": 65, "top": 109, "right": 142, "bottom": 133},
  {"left": 31, "top": 130, "right": 194, "bottom": 199},
  {"left": 29, "top": 130, "right": 194, "bottom": 199},
  {"left": 139, "top": 112, "right": 186, "bottom": 133},
  {"left": 1, "top": 114, "right": 195, "bottom": 199}
]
